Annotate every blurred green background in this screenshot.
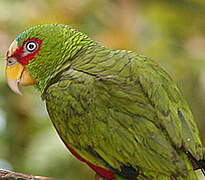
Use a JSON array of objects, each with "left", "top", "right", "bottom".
[{"left": 0, "top": 0, "right": 205, "bottom": 179}]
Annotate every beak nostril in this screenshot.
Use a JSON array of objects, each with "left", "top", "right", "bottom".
[{"left": 7, "top": 57, "right": 17, "bottom": 66}]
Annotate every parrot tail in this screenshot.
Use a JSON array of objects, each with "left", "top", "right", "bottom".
[
  {"left": 187, "top": 151, "right": 205, "bottom": 176},
  {"left": 196, "top": 159, "right": 205, "bottom": 175}
]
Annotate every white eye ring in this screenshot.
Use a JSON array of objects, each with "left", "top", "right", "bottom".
[{"left": 25, "top": 42, "right": 37, "bottom": 52}]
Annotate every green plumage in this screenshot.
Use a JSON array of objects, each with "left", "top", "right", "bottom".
[{"left": 16, "top": 24, "right": 203, "bottom": 179}]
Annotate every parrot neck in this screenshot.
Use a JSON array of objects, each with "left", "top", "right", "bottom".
[{"left": 26, "top": 32, "right": 97, "bottom": 94}]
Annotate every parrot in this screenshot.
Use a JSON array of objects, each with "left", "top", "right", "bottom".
[{"left": 5, "top": 24, "right": 205, "bottom": 180}]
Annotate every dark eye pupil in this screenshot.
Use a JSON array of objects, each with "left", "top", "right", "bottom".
[
  {"left": 29, "top": 44, "right": 34, "bottom": 49},
  {"left": 26, "top": 42, "right": 37, "bottom": 52}
]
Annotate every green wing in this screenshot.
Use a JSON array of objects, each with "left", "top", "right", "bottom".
[{"left": 44, "top": 47, "right": 202, "bottom": 179}]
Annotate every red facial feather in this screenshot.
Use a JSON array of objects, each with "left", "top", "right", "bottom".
[{"left": 11, "top": 38, "right": 42, "bottom": 66}]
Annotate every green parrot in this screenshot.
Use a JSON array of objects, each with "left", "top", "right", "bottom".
[{"left": 5, "top": 24, "right": 205, "bottom": 180}]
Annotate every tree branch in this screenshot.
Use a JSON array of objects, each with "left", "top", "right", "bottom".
[{"left": 0, "top": 169, "right": 57, "bottom": 180}]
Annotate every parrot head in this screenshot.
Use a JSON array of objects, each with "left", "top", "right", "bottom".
[
  {"left": 5, "top": 24, "right": 94, "bottom": 94},
  {"left": 6, "top": 32, "right": 41, "bottom": 95}
]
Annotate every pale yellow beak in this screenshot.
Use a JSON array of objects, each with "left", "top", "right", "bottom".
[{"left": 6, "top": 40, "right": 36, "bottom": 95}]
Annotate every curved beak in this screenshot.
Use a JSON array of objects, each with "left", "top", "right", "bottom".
[{"left": 6, "top": 40, "right": 36, "bottom": 95}]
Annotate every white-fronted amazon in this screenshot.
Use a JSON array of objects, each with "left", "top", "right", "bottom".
[{"left": 5, "top": 24, "right": 205, "bottom": 180}]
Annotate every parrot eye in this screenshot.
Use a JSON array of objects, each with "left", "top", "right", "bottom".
[{"left": 25, "top": 41, "right": 38, "bottom": 52}]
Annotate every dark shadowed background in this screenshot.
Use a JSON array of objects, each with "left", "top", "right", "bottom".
[{"left": 0, "top": 0, "right": 205, "bottom": 180}]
